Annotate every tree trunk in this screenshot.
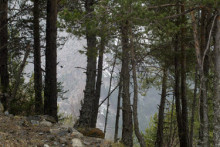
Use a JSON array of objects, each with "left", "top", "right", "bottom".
[
  {"left": 34, "top": 0, "right": 43, "bottom": 114},
  {"left": 174, "top": 29, "right": 183, "bottom": 147},
  {"left": 130, "top": 30, "right": 146, "bottom": 147},
  {"left": 44, "top": 0, "right": 58, "bottom": 121},
  {"left": 11, "top": 47, "right": 30, "bottom": 106},
  {"left": 121, "top": 21, "right": 133, "bottom": 147},
  {"left": 0, "top": 0, "right": 9, "bottom": 111},
  {"left": 189, "top": 65, "right": 198, "bottom": 147},
  {"left": 190, "top": 10, "right": 209, "bottom": 147},
  {"left": 91, "top": 36, "right": 105, "bottom": 128},
  {"left": 104, "top": 54, "right": 116, "bottom": 136},
  {"left": 76, "top": 0, "right": 97, "bottom": 128},
  {"left": 155, "top": 68, "right": 167, "bottom": 147},
  {"left": 114, "top": 71, "right": 122, "bottom": 142},
  {"left": 180, "top": 4, "right": 189, "bottom": 146},
  {"left": 213, "top": 8, "right": 220, "bottom": 146}
]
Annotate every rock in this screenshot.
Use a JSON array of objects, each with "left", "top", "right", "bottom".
[
  {"left": 30, "top": 120, "right": 40, "bottom": 125},
  {"left": 0, "top": 102, "right": 4, "bottom": 113},
  {"left": 57, "top": 130, "right": 68, "bottom": 136},
  {"left": 42, "top": 115, "right": 56, "bottom": 123},
  {"left": 71, "top": 138, "right": 84, "bottom": 147},
  {"left": 27, "top": 116, "right": 41, "bottom": 122},
  {"left": 77, "top": 128, "right": 105, "bottom": 139},
  {"left": 40, "top": 120, "right": 52, "bottom": 127},
  {"left": 71, "top": 131, "right": 83, "bottom": 139},
  {"left": 44, "top": 144, "right": 49, "bottom": 147},
  {"left": 49, "top": 128, "right": 60, "bottom": 134},
  {"left": 39, "top": 132, "right": 44, "bottom": 135},
  {"left": 4, "top": 111, "right": 9, "bottom": 116},
  {"left": 59, "top": 137, "right": 67, "bottom": 144}
]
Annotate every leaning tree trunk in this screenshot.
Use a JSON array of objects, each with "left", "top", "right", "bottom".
[
  {"left": 121, "top": 21, "right": 133, "bottom": 147},
  {"left": 155, "top": 68, "right": 167, "bottom": 147},
  {"left": 44, "top": 0, "right": 58, "bottom": 121},
  {"left": 213, "top": 8, "right": 220, "bottom": 146},
  {"left": 34, "top": 0, "right": 43, "bottom": 114},
  {"left": 76, "top": 0, "right": 97, "bottom": 128},
  {"left": 0, "top": 0, "right": 9, "bottom": 111}
]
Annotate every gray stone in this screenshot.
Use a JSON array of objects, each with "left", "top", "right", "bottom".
[
  {"left": 40, "top": 120, "right": 52, "bottom": 127},
  {"left": 27, "top": 116, "right": 41, "bottom": 121},
  {"left": 71, "top": 131, "right": 83, "bottom": 138},
  {"left": 44, "top": 144, "right": 49, "bottom": 147},
  {"left": 42, "top": 115, "right": 56, "bottom": 123},
  {"left": 50, "top": 128, "right": 60, "bottom": 134},
  {"left": 59, "top": 137, "right": 67, "bottom": 144},
  {"left": 31, "top": 120, "right": 40, "bottom": 125},
  {"left": 71, "top": 138, "right": 84, "bottom": 147},
  {"left": 4, "top": 111, "right": 9, "bottom": 116}
]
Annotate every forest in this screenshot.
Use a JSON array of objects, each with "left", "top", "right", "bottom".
[{"left": 0, "top": 0, "right": 220, "bottom": 146}]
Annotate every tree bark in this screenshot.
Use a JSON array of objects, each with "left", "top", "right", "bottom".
[
  {"left": 34, "top": 0, "right": 43, "bottom": 114},
  {"left": 44, "top": 0, "right": 58, "bottom": 121},
  {"left": 180, "top": 4, "right": 189, "bottom": 146},
  {"left": 11, "top": 47, "right": 30, "bottom": 104},
  {"left": 174, "top": 24, "right": 184, "bottom": 147},
  {"left": 189, "top": 65, "right": 198, "bottom": 147},
  {"left": 213, "top": 9, "right": 220, "bottom": 146},
  {"left": 114, "top": 71, "right": 122, "bottom": 142},
  {"left": 190, "top": 10, "right": 209, "bottom": 147},
  {"left": 0, "top": 0, "right": 9, "bottom": 111},
  {"left": 121, "top": 21, "right": 133, "bottom": 147},
  {"left": 155, "top": 68, "right": 167, "bottom": 147},
  {"left": 76, "top": 0, "right": 97, "bottom": 128},
  {"left": 130, "top": 30, "right": 146, "bottom": 147},
  {"left": 91, "top": 36, "right": 105, "bottom": 127}
]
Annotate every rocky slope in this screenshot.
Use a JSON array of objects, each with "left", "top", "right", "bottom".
[{"left": 0, "top": 111, "right": 112, "bottom": 147}]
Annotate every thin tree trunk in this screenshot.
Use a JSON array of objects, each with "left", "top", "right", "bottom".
[
  {"left": 180, "top": 4, "right": 189, "bottom": 146},
  {"left": 121, "top": 21, "right": 133, "bottom": 147},
  {"left": 34, "top": 0, "right": 43, "bottom": 114},
  {"left": 0, "top": 0, "right": 9, "bottom": 111},
  {"left": 190, "top": 11, "right": 209, "bottom": 147},
  {"left": 76, "top": 0, "right": 97, "bottom": 128},
  {"left": 131, "top": 32, "right": 146, "bottom": 147},
  {"left": 104, "top": 54, "right": 116, "bottom": 136},
  {"left": 155, "top": 68, "right": 167, "bottom": 147},
  {"left": 44, "top": 0, "right": 58, "bottom": 121},
  {"left": 114, "top": 71, "right": 122, "bottom": 142},
  {"left": 168, "top": 96, "right": 175, "bottom": 146},
  {"left": 174, "top": 28, "right": 183, "bottom": 146},
  {"left": 189, "top": 65, "right": 198, "bottom": 147},
  {"left": 11, "top": 47, "right": 30, "bottom": 104},
  {"left": 213, "top": 8, "right": 220, "bottom": 146},
  {"left": 91, "top": 36, "right": 105, "bottom": 127}
]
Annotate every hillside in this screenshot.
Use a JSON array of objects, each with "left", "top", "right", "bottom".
[{"left": 0, "top": 112, "right": 112, "bottom": 147}]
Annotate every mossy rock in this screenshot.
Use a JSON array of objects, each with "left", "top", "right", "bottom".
[{"left": 77, "top": 128, "right": 105, "bottom": 139}]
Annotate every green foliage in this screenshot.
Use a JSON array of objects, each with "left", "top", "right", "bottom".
[
  {"left": 144, "top": 114, "right": 157, "bottom": 146},
  {"left": 10, "top": 75, "right": 35, "bottom": 115}
]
